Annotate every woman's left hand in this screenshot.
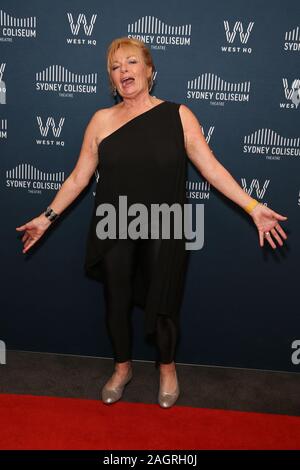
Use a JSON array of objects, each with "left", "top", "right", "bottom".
[{"left": 249, "top": 203, "right": 288, "bottom": 249}]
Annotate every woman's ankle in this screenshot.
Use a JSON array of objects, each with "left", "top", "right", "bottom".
[
  {"left": 115, "top": 360, "right": 132, "bottom": 372},
  {"left": 159, "top": 361, "right": 176, "bottom": 373}
]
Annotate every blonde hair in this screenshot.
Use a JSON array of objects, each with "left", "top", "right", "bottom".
[{"left": 106, "top": 37, "right": 155, "bottom": 94}]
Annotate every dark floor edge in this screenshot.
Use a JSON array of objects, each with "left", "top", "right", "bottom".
[{"left": 7, "top": 348, "right": 300, "bottom": 376}]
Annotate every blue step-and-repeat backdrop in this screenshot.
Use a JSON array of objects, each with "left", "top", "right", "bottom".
[{"left": 1, "top": 0, "right": 299, "bottom": 372}]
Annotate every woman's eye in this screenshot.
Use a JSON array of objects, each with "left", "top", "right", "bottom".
[{"left": 112, "top": 60, "right": 136, "bottom": 70}]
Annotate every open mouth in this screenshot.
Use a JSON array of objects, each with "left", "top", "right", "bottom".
[{"left": 121, "top": 77, "right": 135, "bottom": 86}]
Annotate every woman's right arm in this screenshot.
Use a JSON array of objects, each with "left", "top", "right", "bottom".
[{"left": 16, "top": 110, "right": 103, "bottom": 254}]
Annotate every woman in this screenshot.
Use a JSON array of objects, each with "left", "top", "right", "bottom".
[{"left": 16, "top": 37, "right": 288, "bottom": 409}]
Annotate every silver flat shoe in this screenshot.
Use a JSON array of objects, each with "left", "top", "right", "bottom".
[
  {"left": 158, "top": 370, "right": 180, "bottom": 408},
  {"left": 101, "top": 367, "right": 133, "bottom": 405}
]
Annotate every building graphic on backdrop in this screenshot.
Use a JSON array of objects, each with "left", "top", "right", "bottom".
[
  {"left": 283, "top": 25, "right": 300, "bottom": 52},
  {"left": 187, "top": 72, "right": 251, "bottom": 105},
  {"left": 35, "top": 64, "right": 97, "bottom": 98},
  {"left": 0, "top": 9, "right": 37, "bottom": 41},
  {"left": 66, "top": 12, "right": 97, "bottom": 46},
  {"left": 186, "top": 180, "right": 211, "bottom": 201},
  {"left": 221, "top": 20, "right": 254, "bottom": 54},
  {"left": 127, "top": 15, "right": 192, "bottom": 49},
  {"left": 6, "top": 163, "right": 65, "bottom": 194},
  {"left": 243, "top": 128, "right": 300, "bottom": 160}
]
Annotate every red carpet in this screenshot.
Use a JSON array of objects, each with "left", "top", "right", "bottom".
[{"left": 0, "top": 393, "right": 299, "bottom": 450}]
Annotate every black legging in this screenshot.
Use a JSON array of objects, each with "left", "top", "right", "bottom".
[{"left": 102, "top": 236, "right": 177, "bottom": 364}]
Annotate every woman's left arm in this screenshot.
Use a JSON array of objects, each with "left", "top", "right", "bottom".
[{"left": 179, "top": 104, "right": 288, "bottom": 249}]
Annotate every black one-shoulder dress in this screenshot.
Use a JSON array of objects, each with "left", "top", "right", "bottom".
[{"left": 84, "top": 100, "right": 190, "bottom": 337}]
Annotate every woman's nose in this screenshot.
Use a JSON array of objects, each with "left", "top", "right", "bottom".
[{"left": 120, "top": 63, "right": 128, "bottom": 72}]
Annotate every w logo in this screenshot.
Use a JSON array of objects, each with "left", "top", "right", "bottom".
[
  {"left": 67, "top": 13, "right": 97, "bottom": 36},
  {"left": 241, "top": 178, "right": 270, "bottom": 199},
  {"left": 0, "top": 62, "right": 6, "bottom": 82},
  {"left": 0, "top": 63, "right": 6, "bottom": 105},
  {"left": 282, "top": 78, "right": 300, "bottom": 108},
  {"left": 202, "top": 126, "right": 214, "bottom": 144},
  {"left": 36, "top": 117, "right": 65, "bottom": 137},
  {"left": 224, "top": 21, "right": 254, "bottom": 44}
]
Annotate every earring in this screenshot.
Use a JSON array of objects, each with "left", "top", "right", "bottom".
[{"left": 112, "top": 86, "right": 117, "bottom": 96}]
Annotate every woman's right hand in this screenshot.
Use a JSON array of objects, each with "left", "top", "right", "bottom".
[{"left": 16, "top": 214, "right": 52, "bottom": 254}]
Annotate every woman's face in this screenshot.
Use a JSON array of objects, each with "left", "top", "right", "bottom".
[{"left": 110, "top": 46, "right": 151, "bottom": 98}]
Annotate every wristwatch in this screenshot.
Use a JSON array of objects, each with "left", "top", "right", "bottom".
[{"left": 44, "top": 206, "right": 60, "bottom": 222}]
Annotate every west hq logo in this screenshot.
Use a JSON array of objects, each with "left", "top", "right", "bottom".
[
  {"left": 241, "top": 178, "right": 270, "bottom": 202},
  {"left": 36, "top": 116, "right": 65, "bottom": 147},
  {"left": 221, "top": 20, "right": 254, "bottom": 54},
  {"left": 280, "top": 78, "right": 300, "bottom": 109},
  {"left": 0, "top": 340, "right": 6, "bottom": 365},
  {"left": 127, "top": 15, "right": 192, "bottom": 50},
  {"left": 66, "top": 12, "right": 97, "bottom": 46}
]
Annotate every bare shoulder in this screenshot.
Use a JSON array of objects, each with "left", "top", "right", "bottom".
[
  {"left": 91, "top": 106, "right": 112, "bottom": 123},
  {"left": 87, "top": 106, "right": 118, "bottom": 145},
  {"left": 93, "top": 103, "right": 124, "bottom": 125},
  {"left": 178, "top": 103, "right": 202, "bottom": 128},
  {"left": 91, "top": 104, "right": 120, "bottom": 121},
  {"left": 178, "top": 103, "right": 203, "bottom": 148}
]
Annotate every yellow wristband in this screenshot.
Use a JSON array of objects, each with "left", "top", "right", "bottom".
[{"left": 244, "top": 199, "right": 259, "bottom": 214}]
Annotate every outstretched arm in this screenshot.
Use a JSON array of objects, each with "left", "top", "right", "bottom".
[
  {"left": 40, "top": 109, "right": 102, "bottom": 216},
  {"left": 16, "top": 110, "right": 103, "bottom": 253},
  {"left": 179, "top": 104, "right": 288, "bottom": 249}
]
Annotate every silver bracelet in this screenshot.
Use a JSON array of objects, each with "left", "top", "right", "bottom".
[{"left": 44, "top": 206, "right": 60, "bottom": 222}]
